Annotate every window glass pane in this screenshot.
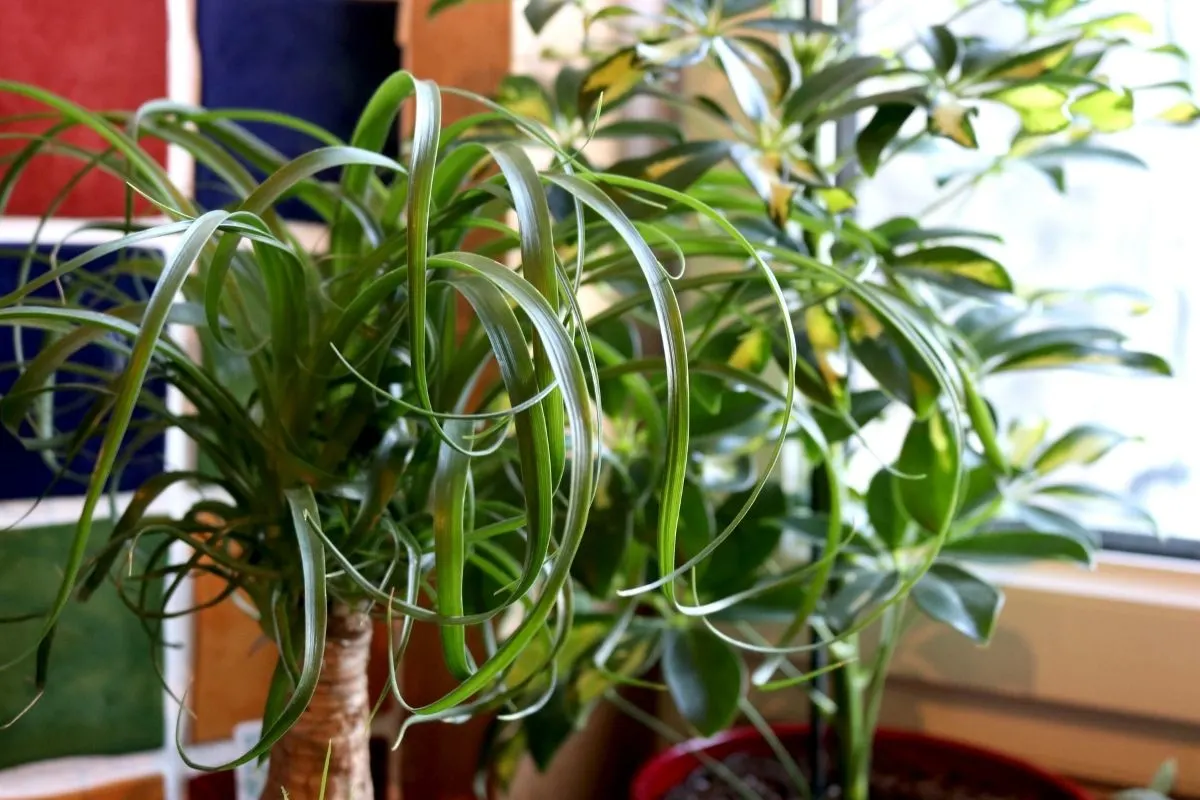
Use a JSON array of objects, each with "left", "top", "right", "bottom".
[{"left": 856, "top": 0, "right": 1198, "bottom": 539}]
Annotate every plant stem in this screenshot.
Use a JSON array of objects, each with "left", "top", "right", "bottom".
[
  {"left": 832, "top": 602, "right": 907, "bottom": 800},
  {"left": 833, "top": 638, "right": 869, "bottom": 800},
  {"left": 863, "top": 603, "right": 907, "bottom": 738},
  {"left": 264, "top": 603, "right": 373, "bottom": 800}
]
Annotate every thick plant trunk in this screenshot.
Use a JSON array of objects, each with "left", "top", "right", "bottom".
[{"left": 264, "top": 604, "right": 374, "bottom": 800}]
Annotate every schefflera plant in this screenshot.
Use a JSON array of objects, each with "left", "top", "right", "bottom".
[
  {"left": 473, "top": 0, "right": 1188, "bottom": 795},
  {"left": 0, "top": 72, "right": 775, "bottom": 798}
]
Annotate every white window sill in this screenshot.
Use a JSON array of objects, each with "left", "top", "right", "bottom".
[{"left": 882, "top": 552, "right": 1200, "bottom": 794}]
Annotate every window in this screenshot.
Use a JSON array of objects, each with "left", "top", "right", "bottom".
[
  {"left": 840, "top": 2, "right": 1200, "bottom": 792},
  {"left": 856, "top": 0, "right": 1200, "bottom": 547}
]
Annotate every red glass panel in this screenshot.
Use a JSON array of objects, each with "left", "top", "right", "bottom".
[{"left": 0, "top": 1, "right": 168, "bottom": 217}]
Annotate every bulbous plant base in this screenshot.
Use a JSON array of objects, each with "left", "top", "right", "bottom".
[{"left": 264, "top": 604, "right": 374, "bottom": 800}]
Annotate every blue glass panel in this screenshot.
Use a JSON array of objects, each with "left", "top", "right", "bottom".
[
  {"left": 0, "top": 242, "right": 167, "bottom": 502},
  {"left": 195, "top": 0, "right": 401, "bottom": 220}
]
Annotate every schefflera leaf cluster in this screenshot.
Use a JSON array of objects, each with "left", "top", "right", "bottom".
[{"left": 476, "top": 0, "right": 1187, "bottom": 790}]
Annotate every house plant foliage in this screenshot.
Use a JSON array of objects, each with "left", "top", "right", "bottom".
[
  {"left": 468, "top": 0, "right": 1193, "bottom": 796},
  {"left": 0, "top": 71, "right": 800, "bottom": 797}
]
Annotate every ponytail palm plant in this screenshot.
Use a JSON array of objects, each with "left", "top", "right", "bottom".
[{"left": 0, "top": 72, "right": 805, "bottom": 798}]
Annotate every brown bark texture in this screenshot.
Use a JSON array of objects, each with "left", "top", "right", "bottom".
[{"left": 263, "top": 604, "right": 374, "bottom": 800}]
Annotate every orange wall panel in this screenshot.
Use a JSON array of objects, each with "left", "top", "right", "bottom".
[{"left": 189, "top": 572, "right": 277, "bottom": 743}]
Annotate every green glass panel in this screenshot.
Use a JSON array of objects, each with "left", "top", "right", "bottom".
[{"left": 0, "top": 521, "right": 164, "bottom": 768}]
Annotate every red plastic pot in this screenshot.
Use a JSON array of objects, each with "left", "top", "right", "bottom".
[{"left": 631, "top": 724, "right": 1089, "bottom": 800}]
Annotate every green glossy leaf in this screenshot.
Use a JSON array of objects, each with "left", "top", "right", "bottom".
[
  {"left": 887, "top": 225, "right": 1002, "bottom": 247},
  {"left": 663, "top": 626, "right": 745, "bottom": 736},
  {"left": 824, "top": 569, "right": 900, "bottom": 631},
  {"left": 979, "top": 325, "right": 1123, "bottom": 363},
  {"left": 1011, "top": 503, "right": 1098, "bottom": 547},
  {"left": 857, "top": 103, "right": 917, "bottom": 176},
  {"left": 921, "top": 25, "right": 959, "bottom": 75},
  {"left": 867, "top": 470, "right": 908, "bottom": 550},
  {"left": 782, "top": 56, "right": 886, "bottom": 125},
  {"left": 573, "top": 468, "right": 634, "bottom": 597},
  {"left": 555, "top": 66, "right": 585, "bottom": 121},
  {"left": 1151, "top": 43, "right": 1188, "bottom": 60},
  {"left": 1036, "top": 164, "right": 1067, "bottom": 192},
  {"left": 590, "top": 5, "right": 639, "bottom": 22},
  {"left": 699, "top": 486, "right": 786, "bottom": 595},
  {"left": 1025, "top": 142, "right": 1146, "bottom": 169},
  {"left": 912, "top": 563, "right": 1003, "bottom": 643},
  {"left": 941, "top": 529, "right": 1094, "bottom": 566},
  {"left": 736, "top": 17, "right": 839, "bottom": 36},
  {"left": 732, "top": 36, "right": 794, "bottom": 102},
  {"left": 1035, "top": 483, "right": 1158, "bottom": 537},
  {"left": 525, "top": 0, "right": 569, "bottom": 33},
  {"left": 522, "top": 686, "right": 575, "bottom": 770},
  {"left": 812, "top": 389, "right": 890, "bottom": 444},
  {"left": 896, "top": 408, "right": 961, "bottom": 534},
  {"left": 992, "top": 336, "right": 1170, "bottom": 375},
  {"left": 594, "top": 119, "right": 684, "bottom": 142}
]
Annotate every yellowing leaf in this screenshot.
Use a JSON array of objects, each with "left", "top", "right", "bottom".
[
  {"left": 1034, "top": 426, "right": 1127, "bottom": 474},
  {"left": 816, "top": 187, "right": 857, "bottom": 214},
  {"left": 894, "top": 246, "right": 1012, "bottom": 290},
  {"left": 1019, "top": 106, "right": 1071, "bottom": 134},
  {"left": 991, "top": 84, "right": 1070, "bottom": 134},
  {"left": 805, "top": 305, "right": 843, "bottom": 392},
  {"left": 1083, "top": 12, "right": 1153, "bottom": 35},
  {"left": 846, "top": 300, "right": 884, "bottom": 342},
  {"left": 579, "top": 47, "right": 646, "bottom": 114},
  {"left": 786, "top": 157, "right": 824, "bottom": 186},
  {"left": 768, "top": 181, "right": 796, "bottom": 228},
  {"left": 496, "top": 76, "right": 554, "bottom": 125},
  {"left": 929, "top": 101, "right": 979, "bottom": 148},
  {"left": 992, "top": 83, "right": 1068, "bottom": 110},
  {"left": 728, "top": 328, "right": 771, "bottom": 373},
  {"left": 806, "top": 305, "right": 840, "bottom": 352},
  {"left": 987, "top": 40, "right": 1076, "bottom": 80},
  {"left": 1009, "top": 419, "right": 1049, "bottom": 468},
  {"left": 644, "top": 155, "right": 692, "bottom": 180},
  {"left": 1158, "top": 101, "right": 1200, "bottom": 125},
  {"left": 1070, "top": 88, "right": 1134, "bottom": 133}
]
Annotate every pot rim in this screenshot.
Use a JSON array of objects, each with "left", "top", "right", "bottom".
[{"left": 630, "top": 723, "right": 1090, "bottom": 800}]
